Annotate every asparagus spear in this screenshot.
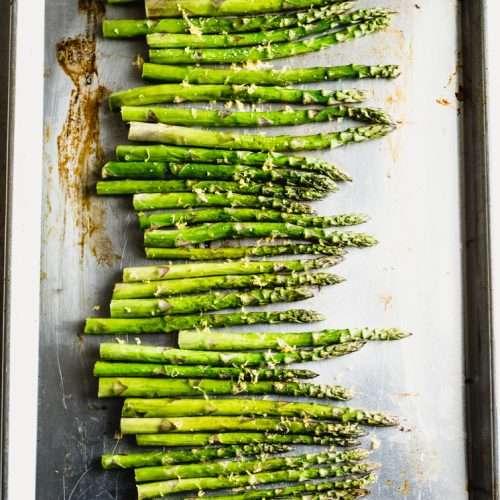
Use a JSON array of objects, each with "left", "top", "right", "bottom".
[
  {"left": 97, "top": 179, "right": 328, "bottom": 201},
  {"left": 121, "top": 104, "right": 392, "bottom": 128},
  {"left": 84, "top": 309, "right": 324, "bottom": 335},
  {"left": 142, "top": 63, "right": 400, "bottom": 85},
  {"left": 132, "top": 192, "right": 313, "bottom": 212},
  {"left": 103, "top": 3, "right": 354, "bottom": 38},
  {"left": 146, "top": 9, "right": 392, "bottom": 48},
  {"left": 94, "top": 362, "right": 318, "bottom": 380},
  {"left": 112, "top": 272, "right": 344, "bottom": 299},
  {"left": 136, "top": 432, "right": 361, "bottom": 447},
  {"left": 122, "top": 398, "right": 398, "bottom": 426},
  {"left": 101, "top": 443, "right": 291, "bottom": 469},
  {"left": 123, "top": 256, "right": 341, "bottom": 282},
  {"left": 185, "top": 476, "right": 376, "bottom": 500},
  {"left": 98, "top": 341, "right": 365, "bottom": 365},
  {"left": 98, "top": 377, "right": 353, "bottom": 400},
  {"left": 148, "top": 17, "right": 391, "bottom": 64},
  {"left": 110, "top": 287, "right": 315, "bottom": 317},
  {"left": 129, "top": 122, "right": 395, "bottom": 152},
  {"left": 122, "top": 417, "right": 363, "bottom": 436},
  {"left": 139, "top": 209, "right": 365, "bottom": 230},
  {"left": 144, "top": 244, "right": 346, "bottom": 260},
  {"left": 144, "top": 223, "right": 377, "bottom": 248},
  {"left": 136, "top": 462, "right": 377, "bottom": 498},
  {"left": 109, "top": 84, "right": 367, "bottom": 110},
  {"left": 178, "top": 327, "right": 411, "bottom": 351},
  {"left": 134, "top": 449, "right": 368, "bottom": 482},
  {"left": 115, "top": 144, "right": 350, "bottom": 181},
  {"left": 145, "top": 0, "right": 355, "bottom": 18}
]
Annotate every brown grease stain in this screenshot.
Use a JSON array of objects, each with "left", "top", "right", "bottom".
[{"left": 56, "top": 0, "right": 118, "bottom": 266}]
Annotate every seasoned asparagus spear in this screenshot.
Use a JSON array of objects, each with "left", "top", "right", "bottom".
[
  {"left": 138, "top": 209, "right": 367, "bottom": 230},
  {"left": 121, "top": 105, "right": 392, "bottom": 128},
  {"left": 128, "top": 122, "right": 395, "bottom": 153},
  {"left": 145, "top": 0, "right": 355, "bottom": 18},
  {"left": 94, "top": 362, "right": 318, "bottom": 380},
  {"left": 109, "top": 84, "right": 367, "bottom": 110},
  {"left": 136, "top": 461, "right": 377, "bottom": 498},
  {"left": 112, "top": 272, "right": 344, "bottom": 299},
  {"left": 132, "top": 192, "right": 313, "bottom": 212},
  {"left": 84, "top": 309, "right": 324, "bottom": 335},
  {"left": 98, "top": 377, "right": 353, "bottom": 400},
  {"left": 121, "top": 417, "right": 363, "bottom": 436},
  {"left": 134, "top": 449, "right": 368, "bottom": 482},
  {"left": 144, "top": 244, "right": 346, "bottom": 260},
  {"left": 146, "top": 10, "right": 392, "bottom": 48},
  {"left": 109, "top": 287, "right": 315, "bottom": 317},
  {"left": 115, "top": 144, "right": 350, "bottom": 181},
  {"left": 122, "top": 256, "right": 341, "bottom": 282},
  {"left": 178, "top": 327, "right": 411, "bottom": 350},
  {"left": 144, "top": 223, "right": 377, "bottom": 248},
  {"left": 122, "top": 398, "right": 398, "bottom": 426},
  {"left": 142, "top": 63, "right": 400, "bottom": 85},
  {"left": 103, "top": 3, "right": 354, "bottom": 38},
  {"left": 148, "top": 17, "right": 391, "bottom": 64}
]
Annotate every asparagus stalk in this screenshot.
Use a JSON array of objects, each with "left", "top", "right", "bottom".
[
  {"left": 129, "top": 122, "right": 395, "bottom": 153},
  {"left": 186, "top": 476, "right": 376, "bottom": 500},
  {"left": 122, "top": 417, "right": 363, "bottom": 436},
  {"left": 142, "top": 63, "right": 400, "bottom": 85},
  {"left": 85, "top": 309, "right": 324, "bottom": 335},
  {"left": 110, "top": 287, "right": 315, "bottom": 317},
  {"left": 132, "top": 192, "right": 313, "bottom": 212},
  {"left": 115, "top": 144, "right": 350, "bottom": 181},
  {"left": 122, "top": 398, "right": 398, "bottom": 426},
  {"left": 98, "top": 179, "right": 328, "bottom": 201},
  {"left": 98, "top": 341, "right": 365, "bottom": 365},
  {"left": 146, "top": 9, "right": 392, "bottom": 48},
  {"left": 136, "top": 462, "right": 377, "bottom": 498},
  {"left": 101, "top": 443, "right": 291, "bottom": 469},
  {"left": 145, "top": 0, "right": 355, "bottom": 18},
  {"left": 178, "top": 327, "right": 411, "bottom": 351},
  {"left": 148, "top": 17, "right": 391, "bottom": 64},
  {"left": 123, "top": 256, "right": 341, "bottom": 282},
  {"left": 134, "top": 449, "right": 368, "bottom": 482},
  {"left": 98, "top": 377, "right": 353, "bottom": 400},
  {"left": 136, "top": 432, "right": 361, "bottom": 447},
  {"left": 121, "top": 104, "right": 392, "bottom": 128},
  {"left": 138, "top": 209, "right": 366, "bottom": 230},
  {"left": 112, "top": 272, "right": 344, "bottom": 299},
  {"left": 144, "top": 223, "right": 377, "bottom": 248},
  {"left": 109, "top": 84, "right": 367, "bottom": 110},
  {"left": 103, "top": 3, "right": 354, "bottom": 37},
  {"left": 144, "top": 244, "right": 346, "bottom": 260},
  {"left": 94, "top": 362, "right": 318, "bottom": 380}
]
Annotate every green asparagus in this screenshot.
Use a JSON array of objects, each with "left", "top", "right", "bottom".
[
  {"left": 115, "top": 144, "right": 350, "bottom": 181},
  {"left": 122, "top": 398, "right": 398, "bottom": 426},
  {"left": 94, "top": 362, "right": 318, "bottom": 380},
  {"left": 102, "top": 443, "right": 290, "bottom": 469},
  {"left": 134, "top": 449, "right": 368, "bottom": 482},
  {"left": 146, "top": 10, "right": 392, "bottom": 48},
  {"left": 148, "top": 17, "right": 391, "bottom": 64},
  {"left": 98, "top": 377, "right": 353, "bottom": 400},
  {"left": 109, "top": 84, "right": 367, "bottom": 110},
  {"left": 178, "top": 327, "right": 411, "bottom": 351},
  {"left": 103, "top": 3, "right": 354, "bottom": 38},
  {"left": 84, "top": 309, "right": 324, "bottom": 334},
  {"left": 142, "top": 63, "right": 400, "bottom": 85},
  {"left": 144, "top": 244, "right": 346, "bottom": 260}
]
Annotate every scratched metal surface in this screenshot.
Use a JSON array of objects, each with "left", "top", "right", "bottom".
[{"left": 37, "top": 1, "right": 465, "bottom": 499}]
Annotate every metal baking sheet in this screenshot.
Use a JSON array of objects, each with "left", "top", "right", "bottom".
[{"left": 24, "top": 0, "right": 494, "bottom": 498}]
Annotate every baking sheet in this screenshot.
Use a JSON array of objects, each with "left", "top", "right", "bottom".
[{"left": 37, "top": 1, "right": 468, "bottom": 498}]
